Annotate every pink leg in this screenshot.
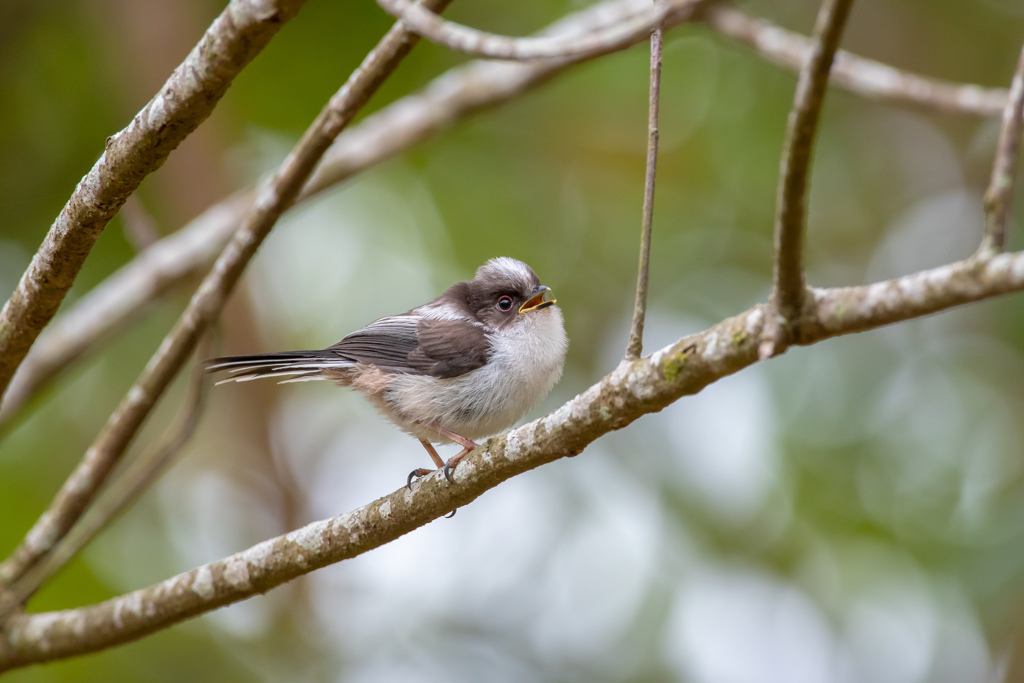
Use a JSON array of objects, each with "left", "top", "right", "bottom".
[
  {"left": 422, "top": 423, "right": 479, "bottom": 483},
  {"left": 407, "top": 440, "right": 447, "bottom": 489}
]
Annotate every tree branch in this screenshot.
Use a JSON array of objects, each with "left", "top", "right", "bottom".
[
  {"left": 375, "top": 0, "right": 687, "bottom": 61},
  {"left": 4, "top": 247, "right": 1024, "bottom": 670},
  {"left": 980, "top": 43, "right": 1024, "bottom": 255},
  {"left": 0, "top": 0, "right": 308, "bottom": 405},
  {"left": 0, "top": 195, "right": 249, "bottom": 433},
  {"left": 626, "top": 21, "right": 663, "bottom": 361},
  {"left": 764, "top": 0, "right": 854, "bottom": 358},
  {"left": 0, "top": 0, "right": 451, "bottom": 590},
  {"left": 704, "top": 4, "right": 1007, "bottom": 118},
  {"left": 0, "top": 336, "right": 214, "bottom": 621}
]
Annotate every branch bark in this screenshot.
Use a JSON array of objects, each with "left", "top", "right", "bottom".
[
  {"left": 375, "top": 0, "right": 686, "bottom": 61},
  {"left": 0, "top": 336, "right": 214, "bottom": 620},
  {"left": 626, "top": 21, "right": 663, "bottom": 360},
  {"left": 0, "top": 0, "right": 451, "bottom": 590},
  {"left": 704, "top": 4, "right": 1007, "bottom": 117},
  {"left": 4, "top": 247, "right": 1024, "bottom": 670},
  {"left": 980, "top": 43, "right": 1024, "bottom": 255},
  {"left": 764, "top": 0, "right": 853, "bottom": 358},
  {"left": 0, "top": 0, "right": 308, "bottom": 405}
]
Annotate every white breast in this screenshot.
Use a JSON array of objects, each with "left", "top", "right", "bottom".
[{"left": 384, "top": 306, "right": 568, "bottom": 443}]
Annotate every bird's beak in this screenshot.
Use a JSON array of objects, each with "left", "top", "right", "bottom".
[{"left": 519, "top": 285, "right": 557, "bottom": 313}]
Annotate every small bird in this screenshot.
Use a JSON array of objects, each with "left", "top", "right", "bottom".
[{"left": 206, "top": 257, "right": 568, "bottom": 485}]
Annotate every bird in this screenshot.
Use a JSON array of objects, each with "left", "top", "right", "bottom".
[{"left": 206, "top": 257, "right": 568, "bottom": 486}]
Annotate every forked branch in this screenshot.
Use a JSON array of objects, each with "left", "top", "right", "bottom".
[{"left": 764, "top": 0, "right": 854, "bottom": 358}]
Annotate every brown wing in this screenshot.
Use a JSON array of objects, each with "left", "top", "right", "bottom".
[
  {"left": 407, "top": 318, "right": 490, "bottom": 378},
  {"left": 328, "top": 315, "right": 490, "bottom": 378}
]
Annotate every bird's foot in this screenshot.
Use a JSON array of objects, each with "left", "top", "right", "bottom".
[
  {"left": 442, "top": 445, "right": 475, "bottom": 484},
  {"left": 406, "top": 468, "right": 435, "bottom": 490}
]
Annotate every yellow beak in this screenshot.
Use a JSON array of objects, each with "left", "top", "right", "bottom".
[{"left": 519, "top": 285, "right": 557, "bottom": 313}]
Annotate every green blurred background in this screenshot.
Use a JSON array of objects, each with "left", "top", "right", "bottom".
[{"left": 3, "top": 0, "right": 1024, "bottom": 680}]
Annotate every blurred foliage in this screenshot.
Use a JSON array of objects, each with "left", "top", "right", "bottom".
[{"left": 3, "top": 0, "right": 1024, "bottom": 681}]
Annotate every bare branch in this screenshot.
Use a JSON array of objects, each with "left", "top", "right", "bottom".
[
  {"left": 764, "top": 0, "right": 854, "bottom": 358},
  {"left": 0, "top": 0, "right": 710, "bottom": 431},
  {"left": 0, "top": 0, "right": 452, "bottom": 589},
  {"left": 626, "top": 23, "right": 664, "bottom": 361},
  {"left": 0, "top": 336, "right": 215, "bottom": 620},
  {"left": 705, "top": 5, "right": 1007, "bottom": 118},
  {"left": 375, "top": 0, "right": 687, "bottom": 61},
  {"left": 0, "top": 0, "right": 308, "bottom": 405},
  {"left": 0, "top": 195, "right": 249, "bottom": 432},
  {"left": 980, "top": 43, "right": 1024, "bottom": 255},
  {"left": 5, "top": 246, "right": 1024, "bottom": 670}
]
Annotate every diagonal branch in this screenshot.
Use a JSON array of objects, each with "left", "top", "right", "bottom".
[
  {"left": 626, "top": 21, "right": 664, "bottom": 360},
  {"left": 764, "top": 0, "right": 854, "bottom": 358},
  {"left": 980, "top": 42, "right": 1024, "bottom": 256},
  {"left": 0, "top": 195, "right": 250, "bottom": 433},
  {"left": 375, "top": 0, "right": 687, "bottom": 61},
  {"left": 704, "top": 4, "right": 1007, "bottom": 118},
  {"left": 0, "top": 0, "right": 710, "bottom": 432},
  {"left": 0, "top": 0, "right": 308, "bottom": 405},
  {"left": 0, "top": 335, "right": 214, "bottom": 620},
  {"left": 5, "top": 247, "right": 1024, "bottom": 670},
  {"left": 0, "top": 0, "right": 451, "bottom": 590}
]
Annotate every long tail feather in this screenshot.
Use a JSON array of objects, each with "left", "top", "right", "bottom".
[{"left": 206, "top": 350, "right": 354, "bottom": 384}]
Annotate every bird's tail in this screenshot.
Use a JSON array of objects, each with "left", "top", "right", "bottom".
[{"left": 205, "top": 350, "right": 355, "bottom": 385}]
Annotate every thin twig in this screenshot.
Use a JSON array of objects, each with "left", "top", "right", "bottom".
[
  {"left": 0, "top": 0, "right": 307, "bottom": 406},
  {"left": 704, "top": 5, "right": 1006, "bottom": 118},
  {"left": 980, "top": 42, "right": 1024, "bottom": 256},
  {"left": 0, "top": 335, "right": 215, "bottom": 620},
  {"left": 376, "top": 0, "right": 687, "bottom": 61},
  {"left": 0, "top": 0, "right": 452, "bottom": 589},
  {"left": 626, "top": 23, "right": 663, "bottom": 361},
  {"left": 7, "top": 245, "right": 1024, "bottom": 669},
  {"left": 763, "top": 0, "right": 854, "bottom": 359},
  {"left": 0, "top": 0, "right": 710, "bottom": 432}
]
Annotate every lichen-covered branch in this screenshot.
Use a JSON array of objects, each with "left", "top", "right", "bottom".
[
  {"left": 0, "top": 0, "right": 451, "bottom": 590},
  {"left": 0, "top": 0, "right": 710, "bottom": 431},
  {"left": 765, "top": 0, "right": 854, "bottom": 357},
  {"left": 980, "top": 43, "right": 1024, "bottom": 255},
  {"left": 375, "top": 0, "right": 687, "bottom": 61},
  {"left": 626, "top": 21, "right": 664, "bottom": 361},
  {"left": 704, "top": 5, "right": 1007, "bottom": 117},
  {"left": 0, "top": 0, "right": 308, "bottom": 406},
  {"left": 5, "top": 247, "right": 1024, "bottom": 670}
]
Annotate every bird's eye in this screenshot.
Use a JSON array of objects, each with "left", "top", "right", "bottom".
[{"left": 496, "top": 296, "right": 514, "bottom": 312}]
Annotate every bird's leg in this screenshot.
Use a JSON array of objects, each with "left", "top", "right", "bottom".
[
  {"left": 425, "top": 424, "right": 478, "bottom": 484},
  {"left": 408, "top": 440, "right": 446, "bottom": 489}
]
